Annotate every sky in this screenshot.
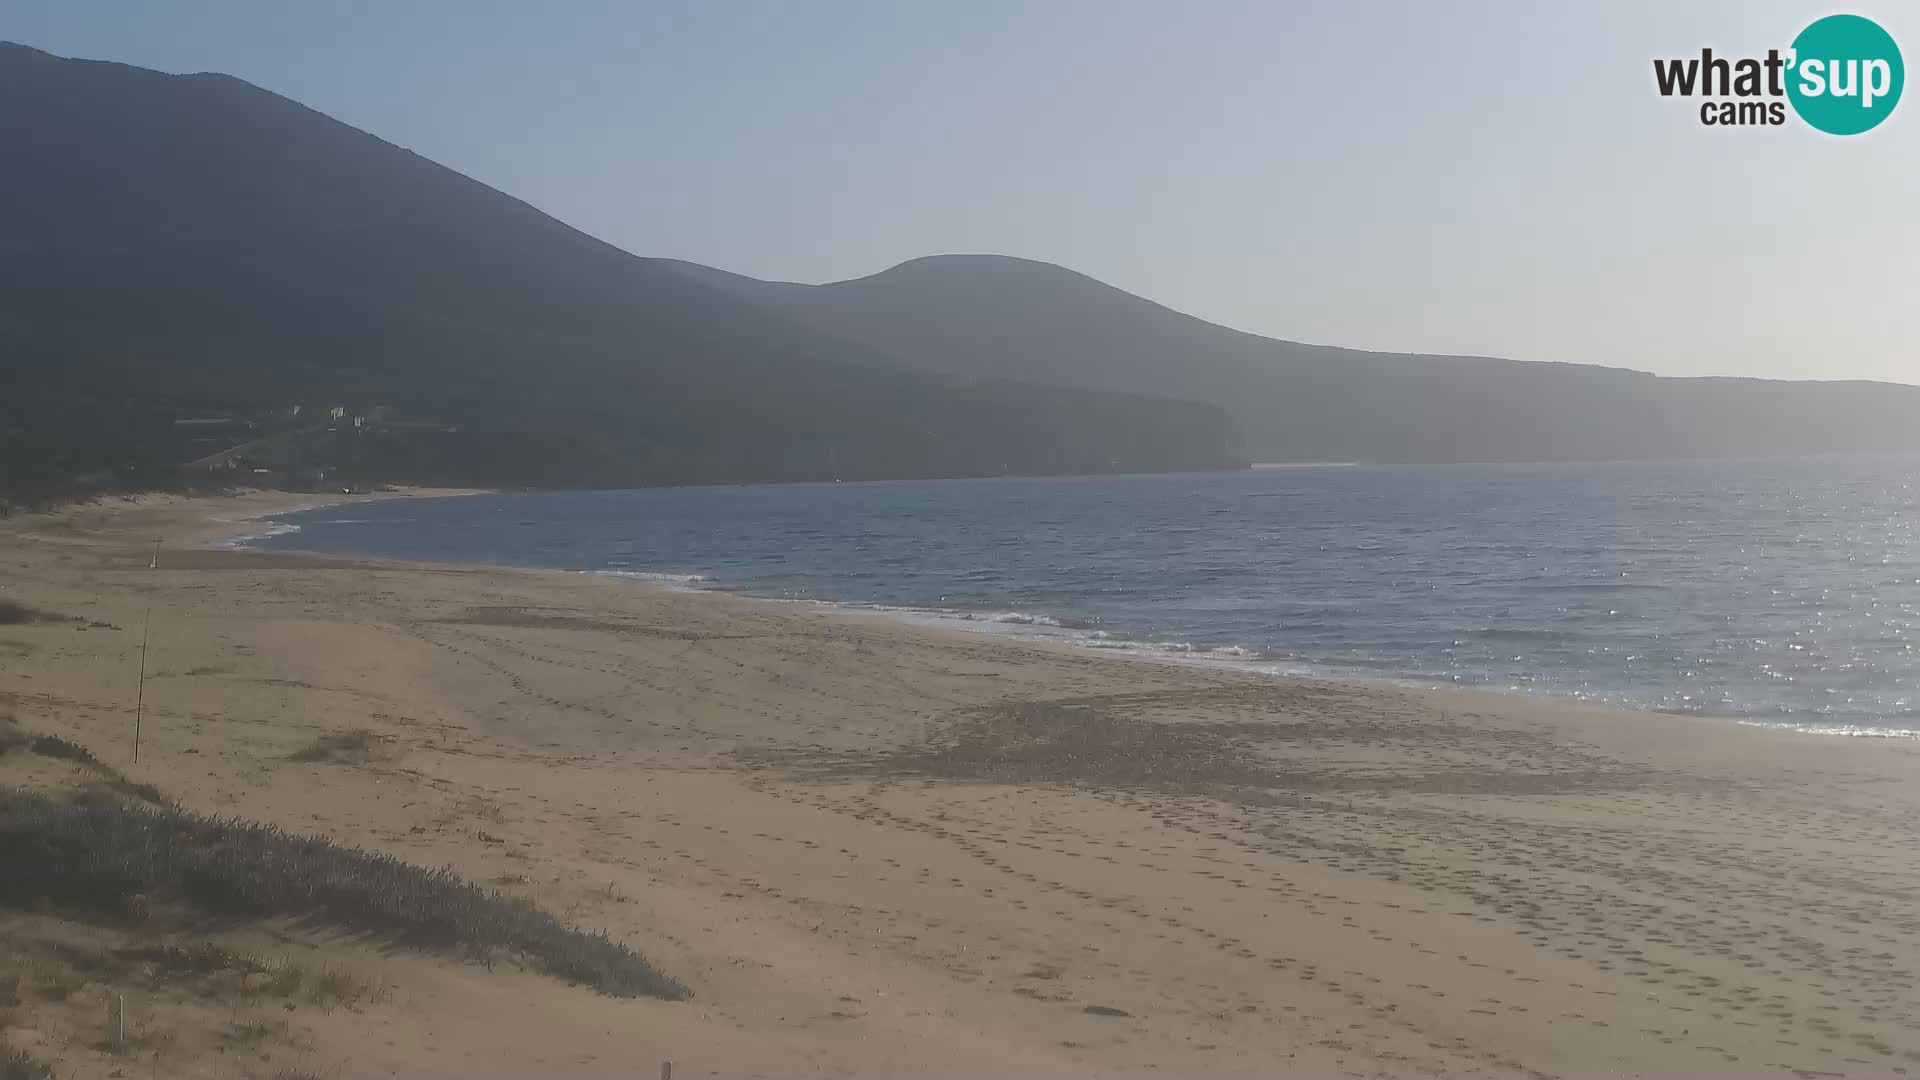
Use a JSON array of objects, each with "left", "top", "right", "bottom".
[{"left": 5, "top": 1, "right": 1915, "bottom": 383}]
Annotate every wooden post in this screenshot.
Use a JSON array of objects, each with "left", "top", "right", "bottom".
[{"left": 659, "top": 1061, "right": 672, "bottom": 1080}]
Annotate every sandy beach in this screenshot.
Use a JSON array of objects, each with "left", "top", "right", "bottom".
[{"left": 4, "top": 491, "right": 1920, "bottom": 1079}]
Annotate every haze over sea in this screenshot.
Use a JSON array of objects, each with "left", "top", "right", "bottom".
[{"left": 259, "top": 459, "right": 1920, "bottom": 736}]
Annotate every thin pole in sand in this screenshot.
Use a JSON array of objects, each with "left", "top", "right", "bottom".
[
  {"left": 133, "top": 602, "right": 151, "bottom": 764},
  {"left": 133, "top": 539, "right": 158, "bottom": 763}
]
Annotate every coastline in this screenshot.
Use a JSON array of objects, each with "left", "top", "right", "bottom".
[
  {"left": 248, "top": 492, "right": 1913, "bottom": 741},
  {"left": 223, "top": 496, "right": 1814, "bottom": 754},
  {"left": 6, "top": 492, "right": 1920, "bottom": 1077},
  {"left": 209, "top": 486, "right": 494, "bottom": 548}
]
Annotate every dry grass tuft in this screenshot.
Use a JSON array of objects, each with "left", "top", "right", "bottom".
[
  {"left": 20, "top": 736, "right": 94, "bottom": 766},
  {"left": 0, "top": 601, "right": 51, "bottom": 626},
  {"left": 0, "top": 602, "right": 85, "bottom": 628},
  {"left": 0, "top": 791, "right": 687, "bottom": 1000},
  {"left": 0, "top": 729, "right": 165, "bottom": 805},
  {"left": 129, "top": 941, "right": 271, "bottom": 979},
  {"left": 893, "top": 702, "right": 1278, "bottom": 789},
  {"left": 756, "top": 695, "right": 1653, "bottom": 799},
  {"left": 448, "top": 793, "right": 507, "bottom": 827},
  {"left": 287, "top": 729, "right": 384, "bottom": 765},
  {"left": 0, "top": 1035, "right": 54, "bottom": 1080},
  {"left": 762, "top": 701, "right": 1279, "bottom": 793},
  {"left": 124, "top": 943, "right": 355, "bottom": 1003},
  {"left": 224, "top": 1017, "right": 287, "bottom": 1046},
  {"left": 5, "top": 932, "right": 386, "bottom": 1021}
]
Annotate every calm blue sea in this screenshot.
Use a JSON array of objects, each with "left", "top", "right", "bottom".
[{"left": 256, "top": 460, "right": 1920, "bottom": 736}]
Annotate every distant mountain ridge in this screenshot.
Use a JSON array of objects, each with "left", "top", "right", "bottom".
[
  {"left": 0, "top": 43, "right": 1243, "bottom": 500},
  {"left": 4, "top": 38, "right": 1910, "bottom": 502},
  {"left": 672, "top": 254, "right": 1920, "bottom": 464}
]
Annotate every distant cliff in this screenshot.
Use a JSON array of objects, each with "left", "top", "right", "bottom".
[{"left": 672, "top": 254, "right": 1920, "bottom": 465}]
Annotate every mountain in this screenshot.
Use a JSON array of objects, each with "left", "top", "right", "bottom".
[
  {"left": 0, "top": 44, "right": 1244, "bottom": 502},
  {"left": 672, "top": 254, "right": 1920, "bottom": 464}
]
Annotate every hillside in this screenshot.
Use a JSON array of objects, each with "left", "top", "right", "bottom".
[
  {"left": 0, "top": 44, "right": 1245, "bottom": 503},
  {"left": 673, "top": 254, "right": 1920, "bottom": 464}
]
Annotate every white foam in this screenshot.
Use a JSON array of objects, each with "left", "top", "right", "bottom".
[
  {"left": 853, "top": 607, "right": 1319, "bottom": 680},
  {"left": 1082, "top": 637, "right": 1191, "bottom": 652},
  {"left": 210, "top": 496, "right": 376, "bottom": 550},
  {"left": 352, "top": 545, "right": 1920, "bottom": 742},
  {"left": 582, "top": 570, "right": 713, "bottom": 591},
  {"left": 591, "top": 578, "right": 1306, "bottom": 681},
  {"left": 1738, "top": 719, "right": 1920, "bottom": 738},
  {"left": 212, "top": 518, "right": 302, "bottom": 549},
  {"left": 982, "top": 611, "right": 1063, "bottom": 627}
]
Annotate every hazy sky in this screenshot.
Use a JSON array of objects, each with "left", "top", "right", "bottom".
[{"left": 7, "top": 2, "right": 1915, "bottom": 383}]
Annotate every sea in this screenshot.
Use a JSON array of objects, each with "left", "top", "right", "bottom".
[{"left": 252, "top": 459, "right": 1920, "bottom": 737}]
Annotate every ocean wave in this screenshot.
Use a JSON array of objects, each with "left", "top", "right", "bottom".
[
  {"left": 1737, "top": 719, "right": 1920, "bottom": 738},
  {"left": 981, "top": 611, "right": 1063, "bottom": 627},
  {"left": 214, "top": 519, "right": 302, "bottom": 549},
  {"left": 1081, "top": 637, "right": 1190, "bottom": 652},
  {"left": 1460, "top": 626, "right": 1574, "bottom": 642},
  {"left": 1075, "top": 637, "right": 1267, "bottom": 662},
  {"left": 582, "top": 570, "right": 713, "bottom": 590}
]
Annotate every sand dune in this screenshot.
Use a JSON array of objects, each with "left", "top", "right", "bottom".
[{"left": 3, "top": 492, "right": 1919, "bottom": 1078}]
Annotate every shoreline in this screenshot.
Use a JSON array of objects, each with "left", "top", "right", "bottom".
[
  {"left": 206, "top": 485, "right": 493, "bottom": 548},
  {"left": 244, "top": 492, "right": 1909, "bottom": 741},
  {"left": 6, "top": 491, "right": 1920, "bottom": 1076}
]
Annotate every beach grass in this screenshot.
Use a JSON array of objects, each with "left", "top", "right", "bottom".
[
  {"left": 892, "top": 700, "right": 1278, "bottom": 789},
  {"left": 0, "top": 791, "right": 688, "bottom": 1000},
  {"left": 0, "top": 721, "right": 166, "bottom": 805}
]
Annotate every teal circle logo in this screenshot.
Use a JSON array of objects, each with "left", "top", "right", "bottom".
[{"left": 1787, "top": 14, "right": 1903, "bottom": 134}]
